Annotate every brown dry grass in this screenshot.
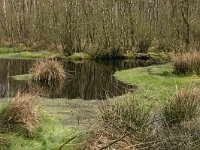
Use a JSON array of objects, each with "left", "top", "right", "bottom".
[
  {"left": 29, "top": 60, "right": 66, "bottom": 84},
  {"left": 173, "top": 51, "right": 200, "bottom": 75},
  {"left": 0, "top": 92, "right": 40, "bottom": 137}
]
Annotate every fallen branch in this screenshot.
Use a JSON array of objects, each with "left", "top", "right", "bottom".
[
  {"left": 59, "top": 135, "right": 78, "bottom": 150},
  {"left": 59, "top": 131, "right": 89, "bottom": 150},
  {"left": 98, "top": 134, "right": 127, "bottom": 150}
]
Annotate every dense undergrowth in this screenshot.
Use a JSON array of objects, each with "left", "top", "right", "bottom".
[{"left": 83, "top": 87, "right": 200, "bottom": 149}]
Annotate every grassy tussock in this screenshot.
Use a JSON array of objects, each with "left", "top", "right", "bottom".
[
  {"left": 30, "top": 60, "right": 66, "bottom": 84},
  {"left": 100, "top": 96, "right": 151, "bottom": 131},
  {"left": 0, "top": 93, "right": 40, "bottom": 137},
  {"left": 173, "top": 51, "right": 200, "bottom": 75},
  {"left": 163, "top": 88, "right": 200, "bottom": 126},
  {"left": 84, "top": 88, "right": 200, "bottom": 149}
]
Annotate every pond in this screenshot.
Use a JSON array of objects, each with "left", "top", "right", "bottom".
[{"left": 0, "top": 59, "right": 152, "bottom": 100}]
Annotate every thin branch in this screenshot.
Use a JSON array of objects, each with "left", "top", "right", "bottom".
[
  {"left": 59, "top": 132, "right": 88, "bottom": 150},
  {"left": 98, "top": 134, "right": 127, "bottom": 150}
]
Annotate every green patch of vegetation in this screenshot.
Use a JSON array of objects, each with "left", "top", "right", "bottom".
[
  {"left": 0, "top": 47, "right": 92, "bottom": 62},
  {"left": 40, "top": 98, "right": 99, "bottom": 127},
  {"left": 0, "top": 48, "right": 54, "bottom": 60},
  {"left": 10, "top": 74, "right": 32, "bottom": 81},
  {"left": 114, "top": 63, "right": 200, "bottom": 101},
  {"left": 0, "top": 96, "right": 98, "bottom": 150},
  {"left": 0, "top": 48, "right": 23, "bottom": 54},
  {"left": 3, "top": 114, "right": 82, "bottom": 150},
  {"left": 0, "top": 48, "right": 171, "bottom": 64}
]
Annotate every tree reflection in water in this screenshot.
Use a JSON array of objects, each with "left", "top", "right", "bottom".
[{"left": 0, "top": 59, "right": 151, "bottom": 100}]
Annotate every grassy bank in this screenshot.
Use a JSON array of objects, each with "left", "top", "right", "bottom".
[
  {"left": 0, "top": 48, "right": 55, "bottom": 60},
  {"left": 0, "top": 97, "right": 98, "bottom": 149},
  {"left": 83, "top": 64, "right": 200, "bottom": 149},
  {"left": 0, "top": 47, "right": 85, "bottom": 61},
  {"left": 114, "top": 63, "right": 200, "bottom": 101},
  {"left": 0, "top": 47, "right": 171, "bottom": 63}
]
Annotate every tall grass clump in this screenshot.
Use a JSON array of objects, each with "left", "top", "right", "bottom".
[
  {"left": 163, "top": 88, "right": 200, "bottom": 126},
  {"left": 83, "top": 96, "right": 152, "bottom": 149},
  {"left": 0, "top": 93, "right": 40, "bottom": 137},
  {"left": 29, "top": 60, "right": 66, "bottom": 84},
  {"left": 173, "top": 51, "right": 200, "bottom": 75},
  {"left": 100, "top": 96, "right": 151, "bottom": 131}
]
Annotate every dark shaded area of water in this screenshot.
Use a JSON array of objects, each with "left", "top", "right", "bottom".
[{"left": 0, "top": 59, "right": 152, "bottom": 100}]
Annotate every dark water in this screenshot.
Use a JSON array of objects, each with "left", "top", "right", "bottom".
[{"left": 0, "top": 59, "right": 152, "bottom": 100}]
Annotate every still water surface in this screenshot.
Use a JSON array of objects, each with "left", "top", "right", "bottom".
[{"left": 0, "top": 59, "right": 151, "bottom": 100}]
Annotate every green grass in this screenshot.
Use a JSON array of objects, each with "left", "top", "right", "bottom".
[
  {"left": 114, "top": 63, "right": 200, "bottom": 101},
  {"left": 0, "top": 47, "right": 172, "bottom": 62},
  {"left": 0, "top": 48, "right": 54, "bottom": 60},
  {"left": 0, "top": 116, "right": 73, "bottom": 150},
  {"left": 0, "top": 48, "right": 92, "bottom": 62},
  {"left": 10, "top": 74, "right": 33, "bottom": 81},
  {"left": 0, "top": 48, "right": 22, "bottom": 54},
  {"left": 0, "top": 98, "right": 98, "bottom": 149},
  {"left": 4, "top": 116, "right": 81, "bottom": 150},
  {"left": 40, "top": 98, "right": 99, "bottom": 127}
]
